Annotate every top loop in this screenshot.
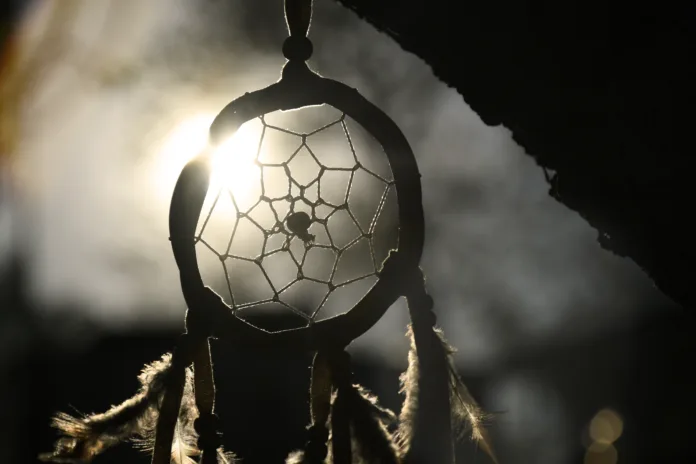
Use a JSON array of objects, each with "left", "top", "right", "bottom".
[{"left": 285, "top": 0, "right": 313, "bottom": 37}]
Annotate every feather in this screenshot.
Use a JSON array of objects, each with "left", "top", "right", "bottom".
[
  {"left": 135, "top": 366, "right": 238, "bottom": 464},
  {"left": 394, "top": 326, "right": 420, "bottom": 458},
  {"left": 439, "top": 333, "right": 498, "bottom": 464},
  {"left": 285, "top": 450, "right": 310, "bottom": 464},
  {"left": 134, "top": 364, "right": 201, "bottom": 464},
  {"left": 395, "top": 326, "right": 498, "bottom": 464},
  {"left": 171, "top": 421, "right": 199, "bottom": 464},
  {"left": 349, "top": 385, "right": 399, "bottom": 464},
  {"left": 321, "top": 386, "right": 398, "bottom": 464},
  {"left": 39, "top": 353, "right": 174, "bottom": 463},
  {"left": 216, "top": 447, "right": 239, "bottom": 464},
  {"left": 171, "top": 367, "right": 200, "bottom": 464}
]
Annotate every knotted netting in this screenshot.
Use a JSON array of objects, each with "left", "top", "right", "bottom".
[{"left": 195, "top": 107, "right": 398, "bottom": 328}]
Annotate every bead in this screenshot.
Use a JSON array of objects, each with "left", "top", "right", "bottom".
[
  {"left": 194, "top": 413, "right": 222, "bottom": 450},
  {"left": 304, "top": 441, "right": 328, "bottom": 462},
  {"left": 283, "top": 36, "right": 313, "bottom": 61},
  {"left": 303, "top": 424, "right": 329, "bottom": 463}
]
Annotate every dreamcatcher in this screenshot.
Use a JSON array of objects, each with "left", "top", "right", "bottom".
[{"left": 40, "top": 1, "right": 496, "bottom": 463}]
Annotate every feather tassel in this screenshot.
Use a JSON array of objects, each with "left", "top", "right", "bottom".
[
  {"left": 39, "top": 353, "right": 174, "bottom": 463},
  {"left": 394, "top": 331, "right": 419, "bottom": 458},
  {"left": 439, "top": 333, "right": 498, "bottom": 464},
  {"left": 395, "top": 326, "right": 497, "bottom": 464},
  {"left": 321, "top": 385, "right": 399, "bottom": 464},
  {"left": 170, "top": 420, "right": 199, "bottom": 464},
  {"left": 215, "top": 448, "right": 239, "bottom": 463},
  {"left": 134, "top": 363, "right": 204, "bottom": 464},
  {"left": 285, "top": 449, "right": 311, "bottom": 464},
  {"left": 135, "top": 364, "right": 239, "bottom": 464},
  {"left": 349, "top": 385, "right": 399, "bottom": 464},
  {"left": 395, "top": 322, "right": 452, "bottom": 463},
  {"left": 167, "top": 367, "right": 200, "bottom": 464}
]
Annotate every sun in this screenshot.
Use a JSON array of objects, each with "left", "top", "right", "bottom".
[
  {"left": 153, "top": 114, "right": 263, "bottom": 209},
  {"left": 209, "top": 122, "right": 263, "bottom": 208}
]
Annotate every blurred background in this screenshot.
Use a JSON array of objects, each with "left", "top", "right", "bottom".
[{"left": 1, "top": 1, "right": 693, "bottom": 463}]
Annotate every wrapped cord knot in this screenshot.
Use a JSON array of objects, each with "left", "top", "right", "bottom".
[
  {"left": 303, "top": 424, "right": 330, "bottom": 462},
  {"left": 402, "top": 265, "right": 437, "bottom": 327},
  {"left": 194, "top": 413, "right": 222, "bottom": 452}
]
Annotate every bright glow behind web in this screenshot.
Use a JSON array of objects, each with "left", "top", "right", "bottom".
[
  {"left": 154, "top": 108, "right": 398, "bottom": 328},
  {"left": 153, "top": 114, "right": 264, "bottom": 210},
  {"left": 154, "top": 114, "right": 213, "bottom": 202},
  {"left": 209, "top": 122, "right": 263, "bottom": 210}
]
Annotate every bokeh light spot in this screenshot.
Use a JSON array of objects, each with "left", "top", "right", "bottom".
[
  {"left": 589, "top": 408, "right": 623, "bottom": 445},
  {"left": 584, "top": 442, "right": 618, "bottom": 464}
]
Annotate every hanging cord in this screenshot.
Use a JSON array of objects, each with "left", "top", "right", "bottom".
[
  {"left": 193, "top": 340, "right": 221, "bottom": 464},
  {"left": 323, "top": 349, "right": 400, "bottom": 464},
  {"left": 152, "top": 289, "right": 223, "bottom": 464},
  {"left": 284, "top": 0, "right": 313, "bottom": 38},
  {"left": 391, "top": 260, "right": 499, "bottom": 463},
  {"left": 151, "top": 334, "right": 196, "bottom": 464},
  {"left": 396, "top": 265, "right": 498, "bottom": 464},
  {"left": 189, "top": 290, "right": 223, "bottom": 464},
  {"left": 285, "top": 349, "right": 350, "bottom": 464},
  {"left": 327, "top": 350, "right": 353, "bottom": 464},
  {"left": 399, "top": 265, "right": 455, "bottom": 464},
  {"left": 290, "top": 352, "right": 332, "bottom": 464}
]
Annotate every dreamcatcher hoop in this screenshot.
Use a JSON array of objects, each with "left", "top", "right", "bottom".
[
  {"left": 169, "top": 49, "right": 424, "bottom": 349},
  {"left": 40, "top": 2, "right": 497, "bottom": 464}
]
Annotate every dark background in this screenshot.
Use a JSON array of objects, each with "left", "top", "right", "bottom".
[{"left": 1, "top": 1, "right": 694, "bottom": 463}]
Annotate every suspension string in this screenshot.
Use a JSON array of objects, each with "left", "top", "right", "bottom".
[
  {"left": 328, "top": 349, "right": 353, "bottom": 464},
  {"left": 283, "top": 0, "right": 313, "bottom": 63},
  {"left": 183, "top": 288, "right": 222, "bottom": 463},
  {"left": 151, "top": 335, "right": 196, "bottom": 464},
  {"left": 302, "top": 352, "right": 332, "bottom": 463},
  {"left": 284, "top": 0, "right": 313, "bottom": 38},
  {"left": 193, "top": 340, "right": 221, "bottom": 464},
  {"left": 151, "top": 294, "right": 221, "bottom": 464}
]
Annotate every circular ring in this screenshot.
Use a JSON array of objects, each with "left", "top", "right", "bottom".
[{"left": 169, "top": 64, "right": 424, "bottom": 351}]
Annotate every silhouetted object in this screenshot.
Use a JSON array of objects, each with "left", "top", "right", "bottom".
[
  {"left": 332, "top": 0, "right": 694, "bottom": 310},
  {"left": 286, "top": 211, "right": 315, "bottom": 243},
  {"left": 40, "top": 1, "right": 495, "bottom": 463}
]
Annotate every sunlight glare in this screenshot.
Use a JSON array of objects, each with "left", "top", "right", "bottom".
[
  {"left": 210, "top": 122, "right": 263, "bottom": 210},
  {"left": 153, "top": 114, "right": 264, "bottom": 211},
  {"left": 153, "top": 114, "right": 214, "bottom": 202}
]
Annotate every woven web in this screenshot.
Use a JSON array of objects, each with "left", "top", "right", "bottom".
[{"left": 195, "top": 110, "right": 396, "bottom": 325}]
